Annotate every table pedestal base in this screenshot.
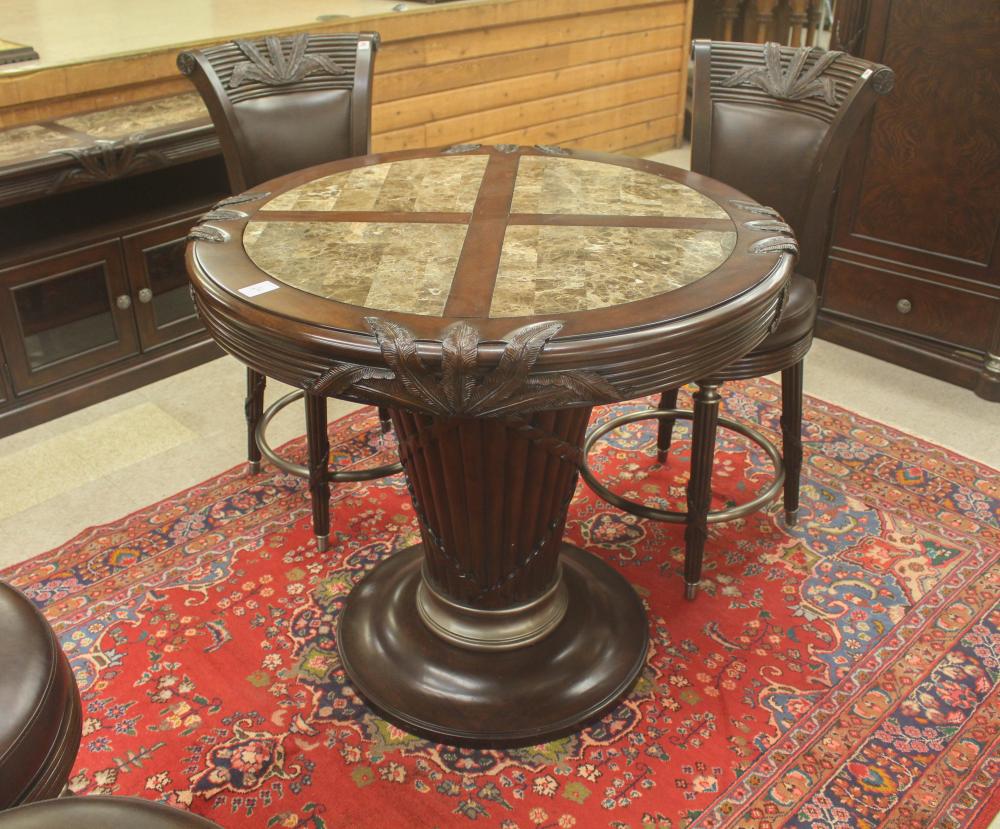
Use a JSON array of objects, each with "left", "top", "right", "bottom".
[{"left": 338, "top": 543, "right": 647, "bottom": 746}]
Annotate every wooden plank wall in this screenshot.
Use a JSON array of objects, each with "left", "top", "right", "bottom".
[
  {"left": 370, "top": 0, "right": 690, "bottom": 155},
  {"left": 0, "top": 0, "right": 692, "bottom": 155}
]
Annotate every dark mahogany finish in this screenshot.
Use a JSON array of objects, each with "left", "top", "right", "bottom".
[
  {"left": 392, "top": 407, "right": 589, "bottom": 609},
  {"left": 186, "top": 144, "right": 794, "bottom": 744},
  {"left": 819, "top": 0, "right": 1000, "bottom": 400},
  {"left": 178, "top": 32, "right": 386, "bottom": 548},
  {"left": 630, "top": 40, "right": 892, "bottom": 599}
]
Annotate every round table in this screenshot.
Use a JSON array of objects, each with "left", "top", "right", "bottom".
[{"left": 186, "top": 144, "right": 794, "bottom": 745}]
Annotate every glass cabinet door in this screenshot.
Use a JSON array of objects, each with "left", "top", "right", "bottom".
[
  {"left": 0, "top": 241, "right": 140, "bottom": 392},
  {"left": 123, "top": 214, "right": 204, "bottom": 349}
]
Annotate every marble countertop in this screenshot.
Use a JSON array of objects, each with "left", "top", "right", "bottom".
[
  {"left": 0, "top": 0, "right": 417, "bottom": 73},
  {"left": 0, "top": 93, "right": 209, "bottom": 168}
]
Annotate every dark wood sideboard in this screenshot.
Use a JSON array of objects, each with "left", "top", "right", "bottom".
[
  {"left": 0, "top": 95, "right": 229, "bottom": 436},
  {"left": 816, "top": 0, "right": 1000, "bottom": 400}
]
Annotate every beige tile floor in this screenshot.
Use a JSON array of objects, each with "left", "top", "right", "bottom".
[{"left": 1, "top": 144, "right": 997, "bottom": 569}]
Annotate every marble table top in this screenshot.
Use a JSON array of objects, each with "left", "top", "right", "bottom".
[{"left": 242, "top": 150, "right": 738, "bottom": 319}]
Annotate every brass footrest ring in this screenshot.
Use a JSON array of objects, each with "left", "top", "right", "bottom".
[
  {"left": 255, "top": 390, "right": 403, "bottom": 482},
  {"left": 580, "top": 408, "right": 784, "bottom": 524}
]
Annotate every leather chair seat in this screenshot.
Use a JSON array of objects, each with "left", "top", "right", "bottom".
[
  {"left": 750, "top": 273, "right": 818, "bottom": 353},
  {"left": 0, "top": 583, "right": 81, "bottom": 808},
  {"left": 0, "top": 797, "right": 222, "bottom": 828}
]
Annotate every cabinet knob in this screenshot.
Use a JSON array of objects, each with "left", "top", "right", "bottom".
[
  {"left": 116, "top": 294, "right": 132, "bottom": 310},
  {"left": 138, "top": 288, "right": 153, "bottom": 304},
  {"left": 896, "top": 298, "right": 912, "bottom": 314}
]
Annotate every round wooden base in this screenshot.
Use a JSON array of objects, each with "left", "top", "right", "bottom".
[{"left": 338, "top": 544, "right": 648, "bottom": 746}]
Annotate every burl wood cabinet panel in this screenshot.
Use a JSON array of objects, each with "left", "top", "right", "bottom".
[{"left": 817, "top": 0, "right": 1000, "bottom": 400}]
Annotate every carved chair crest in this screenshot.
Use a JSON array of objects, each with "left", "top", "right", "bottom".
[
  {"left": 722, "top": 42, "right": 843, "bottom": 104},
  {"left": 229, "top": 34, "right": 346, "bottom": 89}
]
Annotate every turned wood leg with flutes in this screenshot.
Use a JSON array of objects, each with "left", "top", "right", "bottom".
[
  {"left": 683, "top": 383, "right": 721, "bottom": 600},
  {"left": 305, "top": 392, "right": 331, "bottom": 552},
  {"left": 780, "top": 361, "right": 804, "bottom": 525},
  {"left": 337, "top": 406, "right": 648, "bottom": 745},
  {"left": 655, "top": 387, "right": 680, "bottom": 462},
  {"left": 245, "top": 368, "right": 266, "bottom": 474}
]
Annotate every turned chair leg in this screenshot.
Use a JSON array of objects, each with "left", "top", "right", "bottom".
[
  {"left": 305, "top": 392, "right": 331, "bottom": 552},
  {"left": 684, "top": 383, "right": 721, "bottom": 600},
  {"left": 377, "top": 405, "right": 393, "bottom": 435},
  {"left": 780, "top": 361, "right": 804, "bottom": 526},
  {"left": 656, "top": 388, "right": 679, "bottom": 462},
  {"left": 245, "top": 368, "right": 266, "bottom": 473}
]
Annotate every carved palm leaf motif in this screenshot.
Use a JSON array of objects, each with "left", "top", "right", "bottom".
[
  {"left": 723, "top": 43, "right": 843, "bottom": 105},
  {"left": 440, "top": 321, "right": 479, "bottom": 412},
  {"left": 442, "top": 143, "right": 481, "bottom": 154},
  {"left": 354, "top": 318, "right": 619, "bottom": 417},
  {"left": 534, "top": 144, "right": 571, "bottom": 157},
  {"left": 187, "top": 225, "right": 229, "bottom": 243},
  {"left": 216, "top": 191, "right": 271, "bottom": 207},
  {"left": 465, "top": 321, "right": 564, "bottom": 415},
  {"left": 365, "top": 317, "right": 451, "bottom": 413},
  {"left": 730, "top": 199, "right": 783, "bottom": 218},
  {"left": 229, "top": 34, "right": 346, "bottom": 89},
  {"left": 744, "top": 219, "right": 793, "bottom": 234},
  {"left": 51, "top": 137, "right": 165, "bottom": 190},
  {"left": 200, "top": 208, "right": 248, "bottom": 222},
  {"left": 310, "top": 363, "right": 393, "bottom": 396},
  {"left": 750, "top": 235, "right": 799, "bottom": 255}
]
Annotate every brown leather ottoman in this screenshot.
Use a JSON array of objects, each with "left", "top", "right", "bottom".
[
  {"left": 0, "top": 582, "right": 81, "bottom": 808},
  {"left": 0, "top": 797, "right": 222, "bottom": 827}
]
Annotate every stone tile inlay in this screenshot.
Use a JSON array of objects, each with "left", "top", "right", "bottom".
[
  {"left": 0, "top": 124, "right": 87, "bottom": 166},
  {"left": 511, "top": 156, "right": 729, "bottom": 219},
  {"left": 55, "top": 94, "right": 208, "bottom": 139},
  {"left": 243, "top": 221, "right": 467, "bottom": 316},
  {"left": 262, "top": 156, "right": 490, "bottom": 213},
  {"left": 490, "top": 226, "right": 737, "bottom": 317}
]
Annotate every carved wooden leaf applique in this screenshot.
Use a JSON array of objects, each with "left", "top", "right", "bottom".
[
  {"left": 723, "top": 43, "right": 843, "bottom": 105},
  {"left": 229, "top": 34, "right": 346, "bottom": 89},
  {"left": 51, "top": 136, "right": 165, "bottom": 190},
  {"left": 365, "top": 317, "right": 451, "bottom": 413},
  {"left": 358, "top": 318, "right": 620, "bottom": 416}
]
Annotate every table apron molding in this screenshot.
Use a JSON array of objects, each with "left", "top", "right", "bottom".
[{"left": 192, "top": 267, "right": 788, "bottom": 413}]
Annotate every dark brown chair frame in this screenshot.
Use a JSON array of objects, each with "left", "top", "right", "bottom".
[
  {"left": 582, "top": 40, "right": 893, "bottom": 598},
  {"left": 179, "top": 32, "right": 400, "bottom": 551}
]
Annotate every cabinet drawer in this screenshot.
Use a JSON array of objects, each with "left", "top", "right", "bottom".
[{"left": 822, "top": 258, "right": 995, "bottom": 351}]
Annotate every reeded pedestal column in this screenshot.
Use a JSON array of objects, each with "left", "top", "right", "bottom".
[{"left": 337, "top": 406, "right": 648, "bottom": 745}]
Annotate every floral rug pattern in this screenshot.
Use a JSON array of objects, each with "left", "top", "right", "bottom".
[{"left": 3, "top": 380, "right": 998, "bottom": 829}]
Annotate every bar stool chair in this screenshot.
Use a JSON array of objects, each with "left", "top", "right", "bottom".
[
  {"left": 0, "top": 582, "right": 81, "bottom": 810},
  {"left": 581, "top": 40, "right": 894, "bottom": 598},
  {"left": 0, "top": 797, "right": 223, "bottom": 827},
  {"left": 178, "top": 33, "right": 401, "bottom": 551}
]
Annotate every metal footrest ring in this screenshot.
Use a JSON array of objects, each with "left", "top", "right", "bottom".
[
  {"left": 580, "top": 408, "right": 784, "bottom": 524},
  {"left": 255, "top": 390, "right": 403, "bottom": 481}
]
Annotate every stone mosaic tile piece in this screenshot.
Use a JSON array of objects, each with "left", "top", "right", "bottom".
[
  {"left": 490, "top": 226, "right": 737, "bottom": 317},
  {"left": 262, "top": 155, "right": 489, "bottom": 213},
  {"left": 243, "top": 221, "right": 467, "bottom": 316},
  {"left": 511, "top": 156, "right": 729, "bottom": 219}
]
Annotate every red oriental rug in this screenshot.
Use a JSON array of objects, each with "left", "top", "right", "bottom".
[{"left": 4, "top": 380, "right": 999, "bottom": 829}]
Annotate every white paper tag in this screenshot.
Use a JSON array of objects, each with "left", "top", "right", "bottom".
[{"left": 239, "top": 280, "right": 279, "bottom": 297}]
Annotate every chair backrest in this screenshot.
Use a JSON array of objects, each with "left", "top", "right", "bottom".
[
  {"left": 178, "top": 32, "right": 379, "bottom": 192},
  {"left": 690, "top": 40, "right": 893, "bottom": 282}
]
